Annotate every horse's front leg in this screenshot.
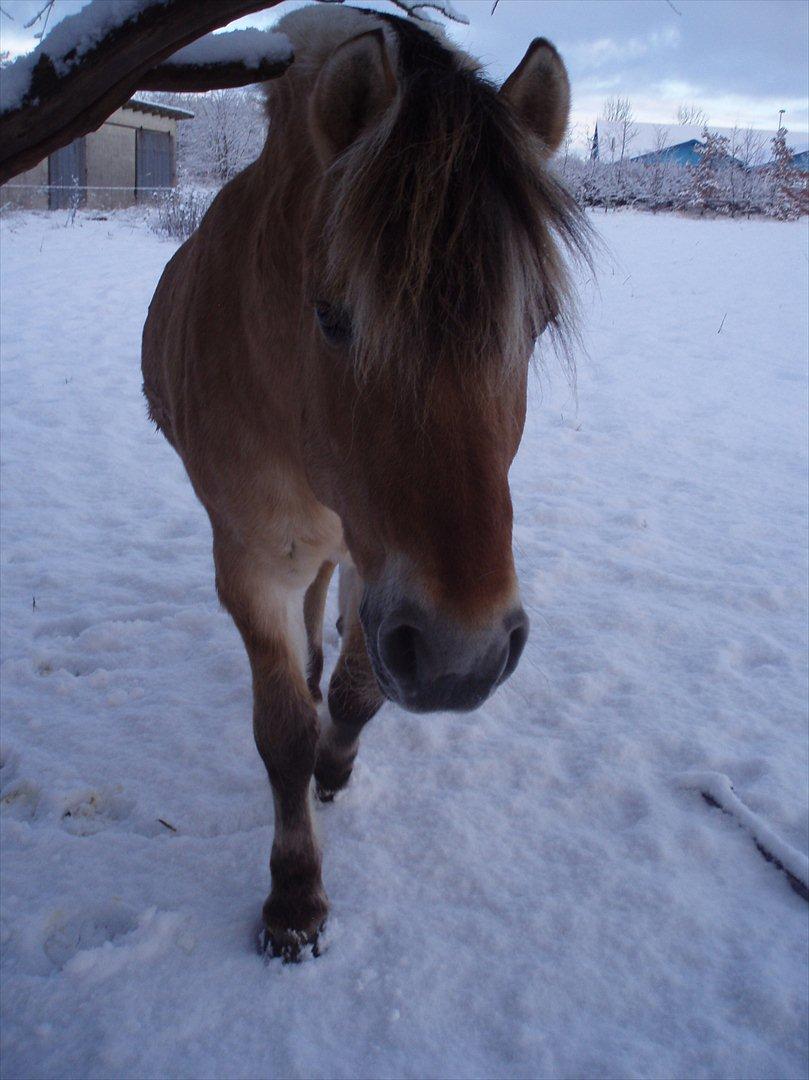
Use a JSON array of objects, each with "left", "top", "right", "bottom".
[
  {"left": 315, "top": 564, "right": 385, "bottom": 801},
  {"left": 214, "top": 534, "right": 326, "bottom": 960}
]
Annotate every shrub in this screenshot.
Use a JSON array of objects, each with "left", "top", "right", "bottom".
[{"left": 148, "top": 187, "right": 215, "bottom": 241}]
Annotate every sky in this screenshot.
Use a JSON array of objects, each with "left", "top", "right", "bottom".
[{"left": 2, "top": 0, "right": 807, "bottom": 141}]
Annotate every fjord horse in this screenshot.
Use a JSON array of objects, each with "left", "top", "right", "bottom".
[{"left": 142, "top": 4, "right": 587, "bottom": 959}]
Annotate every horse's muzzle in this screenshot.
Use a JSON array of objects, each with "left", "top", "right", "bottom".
[{"left": 362, "top": 593, "right": 528, "bottom": 713}]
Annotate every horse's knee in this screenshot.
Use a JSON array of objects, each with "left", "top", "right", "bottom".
[{"left": 328, "top": 653, "right": 384, "bottom": 730}]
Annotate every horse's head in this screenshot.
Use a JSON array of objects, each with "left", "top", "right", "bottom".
[{"left": 301, "top": 23, "right": 587, "bottom": 713}]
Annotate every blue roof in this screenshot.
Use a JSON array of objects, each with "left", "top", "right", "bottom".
[
  {"left": 631, "top": 139, "right": 746, "bottom": 169},
  {"left": 632, "top": 140, "right": 703, "bottom": 167}
]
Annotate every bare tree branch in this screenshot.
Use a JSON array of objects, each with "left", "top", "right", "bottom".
[{"left": 23, "top": 1, "right": 56, "bottom": 30}]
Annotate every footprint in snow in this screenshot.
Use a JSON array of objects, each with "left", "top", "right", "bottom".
[
  {"left": 43, "top": 902, "right": 139, "bottom": 968},
  {"left": 1, "top": 779, "right": 44, "bottom": 822},
  {"left": 617, "top": 788, "right": 652, "bottom": 828},
  {"left": 0, "top": 745, "right": 20, "bottom": 790},
  {"left": 61, "top": 789, "right": 137, "bottom": 836},
  {"left": 60, "top": 788, "right": 165, "bottom": 838},
  {"left": 36, "top": 655, "right": 102, "bottom": 678},
  {"left": 723, "top": 637, "right": 789, "bottom": 672},
  {"left": 33, "top": 604, "right": 176, "bottom": 641}
]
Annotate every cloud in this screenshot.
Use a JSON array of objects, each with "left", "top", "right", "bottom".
[
  {"left": 567, "top": 25, "right": 681, "bottom": 71},
  {"left": 2, "top": 0, "right": 806, "bottom": 138}
]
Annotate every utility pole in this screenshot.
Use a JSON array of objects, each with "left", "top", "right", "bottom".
[{"left": 778, "top": 108, "right": 786, "bottom": 131}]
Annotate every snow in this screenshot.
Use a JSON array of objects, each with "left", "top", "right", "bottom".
[
  {"left": 0, "top": 1, "right": 168, "bottom": 114},
  {"left": 164, "top": 28, "right": 293, "bottom": 69},
  {"left": 394, "top": 0, "right": 469, "bottom": 24},
  {"left": 1, "top": 207, "right": 807, "bottom": 1079}
]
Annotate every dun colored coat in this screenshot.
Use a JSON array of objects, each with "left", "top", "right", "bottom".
[{"left": 142, "top": 4, "right": 587, "bottom": 959}]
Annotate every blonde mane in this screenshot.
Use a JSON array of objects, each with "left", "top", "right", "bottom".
[{"left": 270, "top": 6, "right": 591, "bottom": 394}]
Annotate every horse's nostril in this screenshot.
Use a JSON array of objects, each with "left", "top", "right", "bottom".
[
  {"left": 374, "top": 605, "right": 529, "bottom": 708},
  {"left": 379, "top": 623, "right": 422, "bottom": 687},
  {"left": 500, "top": 614, "right": 529, "bottom": 683}
]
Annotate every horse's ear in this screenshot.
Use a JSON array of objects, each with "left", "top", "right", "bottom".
[
  {"left": 310, "top": 29, "right": 398, "bottom": 164},
  {"left": 500, "top": 38, "right": 570, "bottom": 156}
]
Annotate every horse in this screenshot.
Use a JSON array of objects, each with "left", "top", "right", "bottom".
[{"left": 141, "top": 3, "right": 588, "bottom": 960}]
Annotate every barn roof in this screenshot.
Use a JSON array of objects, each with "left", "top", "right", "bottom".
[{"left": 125, "top": 97, "right": 194, "bottom": 121}]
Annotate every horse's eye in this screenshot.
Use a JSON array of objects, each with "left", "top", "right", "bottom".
[{"left": 315, "top": 302, "right": 352, "bottom": 347}]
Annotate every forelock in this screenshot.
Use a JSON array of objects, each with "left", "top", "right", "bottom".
[{"left": 315, "top": 15, "right": 592, "bottom": 395}]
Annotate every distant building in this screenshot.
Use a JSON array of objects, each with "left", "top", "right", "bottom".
[
  {"left": 631, "top": 138, "right": 750, "bottom": 169},
  {"left": 590, "top": 119, "right": 809, "bottom": 170},
  {"left": 632, "top": 139, "right": 713, "bottom": 168},
  {"left": 1, "top": 97, "right": 193, "bottom": 210}
]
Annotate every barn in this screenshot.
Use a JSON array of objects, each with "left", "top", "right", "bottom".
[{"left": 0, "top": 97, "right": 193, "bottom": 210}]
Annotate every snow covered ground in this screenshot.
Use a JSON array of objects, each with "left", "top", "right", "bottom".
[{"left": 1, "top": 207, "right": 807, "bottom": 1080}]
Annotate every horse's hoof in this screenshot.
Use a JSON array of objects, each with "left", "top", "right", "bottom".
[
  {"left": 314, "top": 768, "right": 352, "bottom": 802},
  {"left": 257, "top": 922, "right": 324, "bottom": 963}
]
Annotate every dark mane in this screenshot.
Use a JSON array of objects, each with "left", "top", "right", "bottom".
[{"left": 320, "top": 11, "right": 592, "bottom": 391}]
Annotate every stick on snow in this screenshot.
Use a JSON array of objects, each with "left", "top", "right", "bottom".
[{"left": 680, "top": 771, "right": 809, "bottom": 902}]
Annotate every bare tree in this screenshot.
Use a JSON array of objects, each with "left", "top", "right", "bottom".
[
  {"left": 559, "top": 123, "right": 576, "bottom": 177},
  {"left": 602, "top": 97, "right": 638, "bottom": 163},
  {"left": 736, "top": 126, "right": 768, "bottom": 216},
  {"left": 676, "top": 103, "right": 708, "bottom": 126},
  {"left": 645, "top": 126, "right": 672, "bottom": 209},
  {"left": 190, "top": 88, "right": 267, "bottom": 184}
]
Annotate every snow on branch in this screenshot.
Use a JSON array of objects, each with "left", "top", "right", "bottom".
[
  {"left": 680, "top": 771, "right": 809, "bottom": 901},
  {"left": 0, "top": 0, "right": 286, "bottom": 184},
  {"left": 389, "top": 0, "right": 469, "bottom": 23},
  {"left": 0, "top": 0, "right": 469, "bottom": 185},
  {"left": 2, "top": 0, "right": 166, "bottom": 115},
  {"left": 162, "top": 27, "right": 291, "bottom": 68},
  {"left": 140, "top": 28, "right": 293, "bottom": 93}
]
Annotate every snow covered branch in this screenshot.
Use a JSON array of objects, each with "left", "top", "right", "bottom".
[
  {"left": 680, "top": 771, "right": 809, "bottom": 902},
  {"left": 0, "top": 0, "right": 468, "bottom": 186},
  {"left": 139, "top": 29, "right": 292, "bottom": 93},
  {"left": 0, "top": 0, "right": 288, "bottom": 185},
  {"left": 387, "top": 0, "right": 468, "bottom": 23}
]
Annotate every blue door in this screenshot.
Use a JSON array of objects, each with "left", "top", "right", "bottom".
[
  {"left": 136, "top": 129, "right": 173, "bottom": 199},
  {"left": 48, "top": 138, "right": 87, "bottom": 209}
]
